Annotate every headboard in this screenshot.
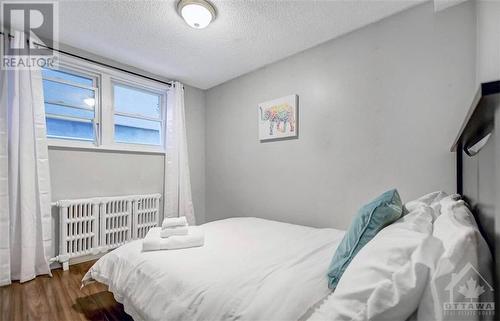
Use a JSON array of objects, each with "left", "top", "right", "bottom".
[
  {"left": 451, "top": 80, "right": 500, "bottom": 311},
  {"left": 452, "top": 81, "right": 500, "bottom": 251}
]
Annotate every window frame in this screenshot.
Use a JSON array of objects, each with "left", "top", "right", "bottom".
[
  {"left": 43, "top": 62, "right": 101, "bottom": 147},
  {"left": 45, "top": 54, "right": 169, "bottom": 154},
  {"left": 111, "top": 79, "right": 166, "bottom": 149}
]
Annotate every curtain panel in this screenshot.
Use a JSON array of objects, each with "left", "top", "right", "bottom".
[
  {"left": 164, "top": 82, "right": 196, "bottom": 225},
  {"left": 0, "top": 31, "right": 52, "bottom": 286}
]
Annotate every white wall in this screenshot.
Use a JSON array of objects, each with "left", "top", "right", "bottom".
[
  {"left": 205, "top": 1, "right": 477, "bottom": 229},
  {"left": 476, "top": 0, "right": 500, "bottom": 83}
]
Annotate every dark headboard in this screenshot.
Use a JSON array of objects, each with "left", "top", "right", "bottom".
[
  {"left": 452, "top": 80, "right": 500, "bottom": 314},
  {"left": 452, "top": 81, "right": 499, "bottom": 252}
]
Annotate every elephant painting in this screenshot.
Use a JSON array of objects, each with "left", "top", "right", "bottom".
[{"left": 259, "top": 103, "right": 295, "bottom": 136}]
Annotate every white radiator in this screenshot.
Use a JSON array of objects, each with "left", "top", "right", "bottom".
[
  {"left": 54, "top": 193, "right": 161, "bottom": 270},
  {"left": 134, "top": 195, "right": 161, "bottom": 239},
  {"left": 58, "top": 199, "right": 99, "bottom": 261},
  {"left": 100, "top": 198, "right": 132, "bottom": 251}
]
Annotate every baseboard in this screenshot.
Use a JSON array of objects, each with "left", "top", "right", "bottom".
[
  {"left": 49, "top": 252, "right": 108, "bottom": 270},
  {"left": 70, "top": 252, "right": 107, "bottom": 265}
]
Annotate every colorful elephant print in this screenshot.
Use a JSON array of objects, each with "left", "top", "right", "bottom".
[{"left": 259, "top": 103, "right": 295, "bottom": 135}]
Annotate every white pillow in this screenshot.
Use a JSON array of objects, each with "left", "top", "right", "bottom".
[
  {"left": 405, "top": 191, "right": 448, "bottom": 209},
  {"left": 309, "top": 206, "right": 442, "bottom": 321},
  {"left": 405, "top": 191, "right": 460, "bottom": 221},
  {"left": 416, "top": 199, "right": 494, "bottom": 321}
]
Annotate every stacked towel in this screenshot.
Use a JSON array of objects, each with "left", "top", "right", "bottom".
[
  {"left": 161, "top": 216, "right": 188, "bottom": 229},
  {"left": 142, "top": 216, "right": 205, "bottom": 252},
  {"left": 142, "top": 227, "right": 205, "bottom": 251},
  {"left": 161, "top": 217, "right": 188, "bottom": 238},
  {"left": 161, "top": 225, "right": 188, "bottom": 238}
]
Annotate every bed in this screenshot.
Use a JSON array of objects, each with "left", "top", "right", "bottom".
[
  {"left": 83, "top": 81, "right": 499, "bottom": 321},
  {"left": 83, "top": 217, "right": 345, "bottom": 321}
]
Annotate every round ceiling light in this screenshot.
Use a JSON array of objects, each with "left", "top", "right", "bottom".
[{"left": 178, "top": 0, "right": 216, "bottom": 29}]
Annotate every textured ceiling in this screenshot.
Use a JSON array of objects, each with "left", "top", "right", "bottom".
[{"left": 52, "top": 0, "right": 425, "bottom": 89}]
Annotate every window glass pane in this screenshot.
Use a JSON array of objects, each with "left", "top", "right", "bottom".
[
  {"left": 43, "top": 79, "right": 95, "bottom": 109},
  {"left": 114, "top": 84, "right": 161, "bottom": 119},
  {"left": 45, "top": 103, "right": 94, "bottom": 119},
  {"left": 42, "top": 68, "right": 93, "bottom": 87},
  {"left": 46, "top": 117, "right": 94, "bottom": 141},
  {"left": 114, "top": 115, "right": 161, "bottom": 145}
]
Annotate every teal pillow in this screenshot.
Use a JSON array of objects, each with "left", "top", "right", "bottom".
[{"left": 327, "top": 189, "right": 403, "bottom": 289}]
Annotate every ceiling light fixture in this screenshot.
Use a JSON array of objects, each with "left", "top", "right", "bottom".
[{"left": 177, "top": 0, "right": 216, "bottom": 29}]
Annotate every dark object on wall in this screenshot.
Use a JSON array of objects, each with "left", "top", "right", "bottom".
[
  {"left": 452, "top": 80, "right": 499, "bottom": 251},
  {"left": 452, "top": 81, "right": 500, "bottom": 155},
  {"left": 452, "top": 80, "right": 500, "bottom": 319}
]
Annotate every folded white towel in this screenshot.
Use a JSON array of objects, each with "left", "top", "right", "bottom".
[
  {"left": 161, "top": 216, "right": 188, "bottom": 229},
  {"left": 143, "top": 227, "right": 204, "bottom": 252},
  {"left": 160, "top": 225, "right": 189, "bottom": 238}
]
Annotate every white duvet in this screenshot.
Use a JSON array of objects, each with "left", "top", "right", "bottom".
[{"left": 82, "top": 217, "right": 345, "bottom": 321}]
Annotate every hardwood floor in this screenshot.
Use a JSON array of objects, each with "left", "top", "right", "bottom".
[{"left": 0, "top": 261, "right": 133, "bottom": 321}]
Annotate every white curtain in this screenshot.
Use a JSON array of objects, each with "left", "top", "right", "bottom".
[
  {"left": 0, "top": 31, "right": 52, "bottom": 286},
  {"left": 164, "top": 82, "right": 195, "bottom": 225}
]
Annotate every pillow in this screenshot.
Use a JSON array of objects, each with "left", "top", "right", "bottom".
[
  {"left": 404, "top": 191, "right": 458, "bottom": 221},
  {"left": 405, "top": 191, "right": 448, "bottom": 210},
  {"left": 416, "top": 199, "right": 494, "bottom": 321},
  {"left": 311, "top": 206, "right": 443, "bottom": 321},
  {"left": 327, "top": 189, "right": 403, "bottom": 289}
]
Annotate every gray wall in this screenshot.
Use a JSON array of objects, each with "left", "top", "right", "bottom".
[
  {"left": 49, "top": 149, "right": 165, "bottom": 201},
  {"left": 476, "top": 0, "right": 500, "bottom": 84},
  {"left": 205, "top": 1, "right": 477, "bottom": 229},
  {"left": 184, "top": 85, "right": 207, "bottom": 223}
]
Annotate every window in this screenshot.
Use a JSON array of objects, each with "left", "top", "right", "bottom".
[
  {"left": 41, "top": 55, "right": 168, "bottom": 152},
  {"left": 42, "top": 68, "right": 98, "bottom": 142},
  {"left": 113, "top": 83, "right": 163, "bottom": 146}
]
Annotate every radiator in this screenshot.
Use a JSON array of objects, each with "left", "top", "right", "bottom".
[
  {"left": 100, "top": 198, "right": 132, "bottom": 251},
  {"left": 134, "top": 195, "right": 161, "bottom": 239},
  {"left": 58, "top": 199, "right": 99, "bottom": 261},
  {"left": 54, "top": 193, "right": 161, "bottom": 270}
]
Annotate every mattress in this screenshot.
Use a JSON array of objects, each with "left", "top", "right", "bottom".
[{"left": 82, "top": 217, "right": 345, "bottom": 321}]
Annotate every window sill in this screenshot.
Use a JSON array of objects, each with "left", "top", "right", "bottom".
[{"left": 47, "top": 139, "right": 166, "bottom": 155}]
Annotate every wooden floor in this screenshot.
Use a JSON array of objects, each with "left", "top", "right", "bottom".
[{"left": 0, "top": 261, "right": 133, "bottom": 321}]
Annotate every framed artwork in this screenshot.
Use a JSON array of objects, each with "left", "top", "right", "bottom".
[{"left": 258, "top": 94, "right": 298, "bottom": 141}]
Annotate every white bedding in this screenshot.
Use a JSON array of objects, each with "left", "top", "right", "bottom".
[{"left": 82, "top": 217, "right": 345, "bottom": 321}]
